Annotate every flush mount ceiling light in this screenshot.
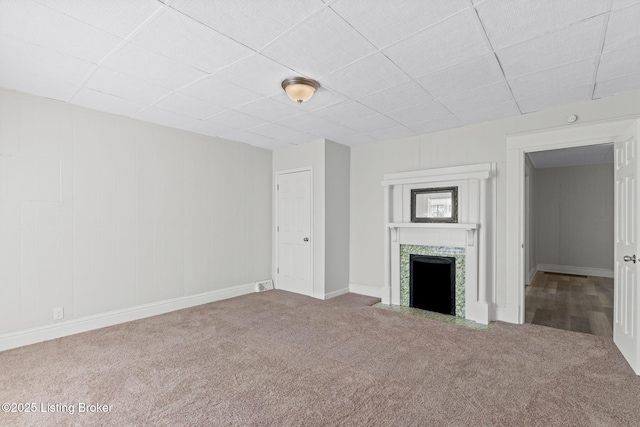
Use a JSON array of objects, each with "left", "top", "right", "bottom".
[{"left": 281, "top": 77, "right": 320, "bottom": 104}]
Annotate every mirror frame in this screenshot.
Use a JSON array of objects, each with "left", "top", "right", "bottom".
[{"left": 410, "top": 186, "right": 459, "bottom": 223}]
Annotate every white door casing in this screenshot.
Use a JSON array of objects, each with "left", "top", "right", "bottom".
[
  {"left": 614, "top": 121, "right": 640, "bottom": 374},
  {"left": 506, "top": 117, "right": 640, "bottom": 375},
  {"left": 276, "top": 169, "right": 312, "bottom": 296}
]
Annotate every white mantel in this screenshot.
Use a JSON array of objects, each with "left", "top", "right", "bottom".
[{"left": 382, "top": 163, "right": 495, "bottom": 325}]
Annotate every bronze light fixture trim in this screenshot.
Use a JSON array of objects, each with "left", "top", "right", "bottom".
[{"left": 281, "top": 77, "right": 320, "bottom": 104}]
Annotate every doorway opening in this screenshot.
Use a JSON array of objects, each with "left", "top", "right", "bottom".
[{"left": 522, "top": 144, "right": 614, "bottom": 337}]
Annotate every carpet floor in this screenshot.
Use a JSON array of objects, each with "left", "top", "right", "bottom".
[{"left": 1, "top": 290, "right": 639, "bottom": 426}]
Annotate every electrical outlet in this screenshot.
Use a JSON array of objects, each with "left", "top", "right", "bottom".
[{"left": 53, "top": 307, "right": 64, "bottom": 320}]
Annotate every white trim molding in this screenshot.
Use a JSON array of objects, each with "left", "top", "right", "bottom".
[
  {"left": 536, "top": 264, "right": 614, "bottom": 278},
  {"left": 323, "top": 288, "right": 350, "bottom": 300},
  {"left": 349, "top": 283, "right": 382, "bottom": 298},
  {"left": 0, "top": 282, "right": 256, "bottom": 352},
  {"left": 506, "top": 117, "right": 635, "bottom": 324}
]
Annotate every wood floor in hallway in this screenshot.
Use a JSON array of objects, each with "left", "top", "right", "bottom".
[{"left": 525, "top": 271, "right": 613, "bottom": 337}]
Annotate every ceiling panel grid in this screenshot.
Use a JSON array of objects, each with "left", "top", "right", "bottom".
[{"left": 1, "top": 1, "right": 640, "bottom": 150}]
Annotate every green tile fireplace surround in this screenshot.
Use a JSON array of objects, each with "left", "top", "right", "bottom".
[{"left": 400, "top": 244, "right": 466, "bottom": 318}]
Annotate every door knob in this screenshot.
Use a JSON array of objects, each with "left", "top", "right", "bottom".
[
  {"left": 303, "top": 237, "right": 309, "bottom": 242},
  {"left": 624, "top": 254, "right": 636, "bottom": 263}
]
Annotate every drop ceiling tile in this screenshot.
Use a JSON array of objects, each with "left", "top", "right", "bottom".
[
  {"left": 314, "top": 101, "right": 377, "bottom": 123},
  {"left": 134, "top": 107, "right": 198, "bottom": 129},
  {"left": 0, "top": 34, "right": 95, "bottom": 88},
  {"left": 0, "top": 67, "right": 76, "bottom": 102},
  {"left": 272, "top": 89, "right": 348, "bottom": 112},
  {"left": 359, "top": 83, "right": 433, "bottom": 115},
  {"left": 212, "top": 54, "right": 297, "bottom": 97},
  {"left": 612, "top": 0, "right": 640, "bottom": 9},
  {"left": 72, "top": 88, "right": 147, "bottom": 117},
  {"left": 249, "top": 123, "right": 311, "bottom": 141},
  {"left": 169, "top": 0, "right": 325, "bottom": 50},
  {"left": 347, "top": 114, "right": 401, "bottom": 133},
  {"left": 475, "top": 0, "right": 608, "bottom": 50},
  {"left": 594, "top": 73, "right": 640, "bottom": 98},
  {"left": 603, "top": 4, "right": 640, "bottom": 53},
  {"left": 276, "top": 114, "right": 339, "bottom": 132},
  {"left": 407, "top": 115, "right": 463, "bottom": 135},
  {"left": 517, "top": 85, "right": 593, "bottom": 114},
  {"left": 179, "top": 76, "right": 263, "bottom": 109},
  {"left": 329, "top": 0, "right": 468, "bottom": 48},
  {"left": 34, "top": 0, "right": 162, "bottom": 38},
  {"left": 234, "top": 97, "right": 305, "bottom": 122},
  {"left": 597, "top": 44, "right": 640, "bottom": 82},
  {"left": 454, "top": 100, "right": 520, "bottom": 125},
  {"left": 185, "top": 120, "right": 235, "bottom": 138},
  {"left": 222, "top": 130, "right": 289, "bottom": 149},
  {"left": 278, "top": 134, "right": 317, "bottom": 145},
  {"left": 102, "top": 44, "right": 206, "bottom": 89},
  {"left": 153, "top": 93, "right": 225, "bottom": 119},
  {"left": 261, "top": 8, "right": 376, "bottom": 78},
  {"left": 0, "top": 0, "right": 122, "bottom": 63},
  {"left": 309, "top": 123, "right": 359, "bottom": 140},
  {"left": 416, "top": 54, "right": 505, "bottom": 99},
  {"left": 386, "top": 100, "right": 452, "bottom": 125},
  {"left": 383, "top": 10, "right": 491, "bottom": 78},
  {"left": 509, "top": 57, "right": 598, "bottom": 101},
  {"left": 131, "top": 8, "right": 253, "bottom": 73},
  {"left": 497, "top": 16, "right": 606, "bottom": 79},
  {"left": 84, "top": 67, "right": 171, "bottom": 105},
  {"left": 438, "top": 81, "right": 515, "bottom": 114},
  {"left": 367, "top": 126, "right": 417, "bottom": 141},
  {"left": 335, "top": 133, "right": 379, "bottom": 147},
  {"left": 320, "top": 53, "right": 411, "bottom": 99},
  {"left": 205, "top": 110, "right": 269, "bottom": 130}
]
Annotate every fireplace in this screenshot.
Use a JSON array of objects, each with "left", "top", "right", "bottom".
[
  {"left": 383, "top": 163, "right": 495, "bottom": 324},
  {"left": 410, "top": 255, "right": 456, "bottom": 316}
]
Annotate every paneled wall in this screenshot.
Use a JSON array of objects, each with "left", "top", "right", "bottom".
[{"left": 0, "top": 89, "right": 272, "bottom": 335}]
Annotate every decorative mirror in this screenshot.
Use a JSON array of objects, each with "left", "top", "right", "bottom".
[{"left": 411, "top": 187, "right": 458, "bottom": 223}]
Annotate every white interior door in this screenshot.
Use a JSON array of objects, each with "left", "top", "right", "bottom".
[
  {"left": 614, "top": 120, "right": 640, "bottom": 375},
  {"left": 277, "top": 170, "right": 312, "bottom": 296}
]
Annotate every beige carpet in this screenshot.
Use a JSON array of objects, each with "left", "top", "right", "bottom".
[{"left": 1, "top": 290, "right": 639, "bottom": 426}]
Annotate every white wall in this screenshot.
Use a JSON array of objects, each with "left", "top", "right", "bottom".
[
  {"left": 350, "top": 90, "right": 640, "bottom": 321},
  {"left": 0, "top": 88, "right": 272, "bottom": 337},
  {"left": 535, "top": 163, "right": 614, "bottom": 273},
  {"left": 324, "top": 140, "right": 350, "bottom": 295}
]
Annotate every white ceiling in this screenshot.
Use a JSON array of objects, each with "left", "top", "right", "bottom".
[
  {"left": 1, "top": 0, "right": 640, "bottom": 151},
  {"left": 527, "top": 143, "right": 614, "bottom": 169}
]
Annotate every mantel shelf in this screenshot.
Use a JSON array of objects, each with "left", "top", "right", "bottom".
[{"left": 387, "top": 222, "right": 479, "bottom": 230}]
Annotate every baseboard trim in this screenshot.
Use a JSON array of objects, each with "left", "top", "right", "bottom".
[
  {"left": 527, "top": 266, "right": 537, "bottom": 285},
  {"left": 324, "top": 288, "right": 350, "bottom": 299},
  {"left": 495, "top": 306, "right": 519, "bottom": 324},
  {"left": 537, "top": 264, "right": 614, "bottom": 278},
  {"left": 348, "top": 283, "right": 382, "bottom": 298},
  {"left": 0, "top": 282, "right": 255, "bottom": 353}
]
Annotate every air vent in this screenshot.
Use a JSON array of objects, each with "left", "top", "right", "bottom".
[{"left": 255, "top": 280, "right": 274, "bottom": 292}]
